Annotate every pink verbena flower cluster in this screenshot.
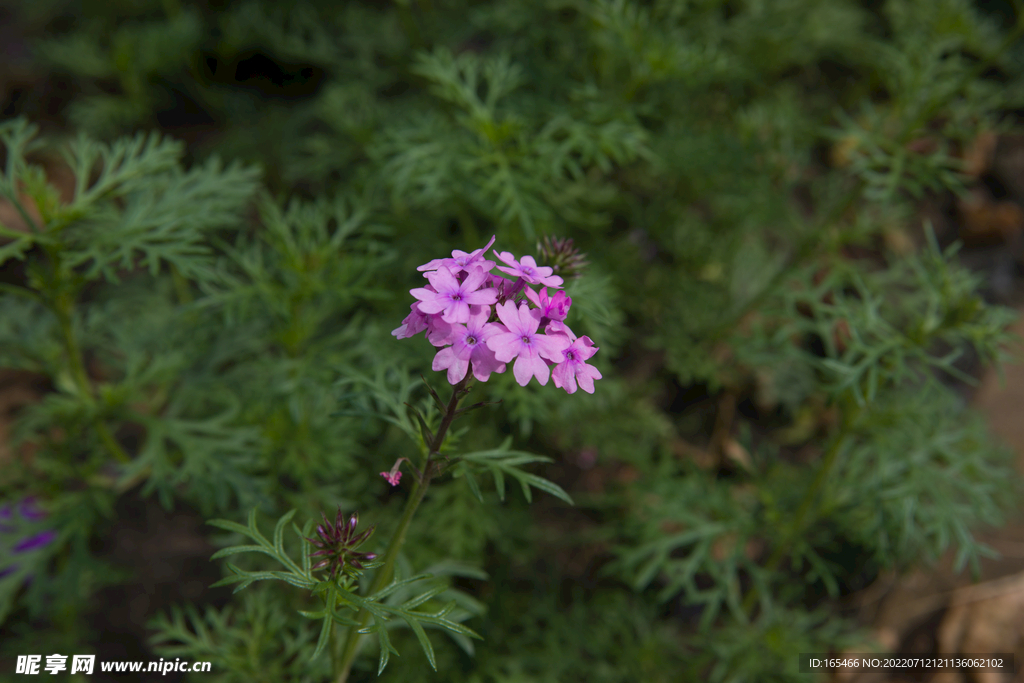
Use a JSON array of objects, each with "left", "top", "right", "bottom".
[{"left": 393, "top": 236, "right": 601, "bottom": 394}]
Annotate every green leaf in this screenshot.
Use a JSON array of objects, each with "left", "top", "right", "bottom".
[
  {"left": 460, "top": 466, "right": 485, "bottom": 503},
  {"left": 209, "top": 544, "right": 279, "bottom": 561},
  {"left": 273, "top": 509, "right": 297, "bottom": 558},
  {"left": 310, "top": 586, "right": 335, "bottom": 661},
  {"left": 0, "top": 236, "right": 33, "bottom": 265},
  {"left": 459, "top": 438, "right": 574, "bottom": 505},
  {"left": 402, "top": 613, "right": 437, "bottom": 670},
  {"left": 206, "top": 509, "right": 312, "bottom": 593}
]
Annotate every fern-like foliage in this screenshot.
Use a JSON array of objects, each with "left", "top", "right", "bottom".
[
  {"left": 200, "top": 509, "right": 481, "bottom": 675},
  {"left": 455, "top": 438, "right": 574, "bottom": 505}
]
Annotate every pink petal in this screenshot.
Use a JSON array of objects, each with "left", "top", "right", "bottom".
[
  {"left": 461, "top": 266, "right": 489, "bottom": 292},
  {"left": 469, "top": 346, "right": 506, "bottom": 381},
  {"left": 533, "top": 332, "right": 571, "bottom": 362},
  {"left": 441, "top": 300, "right": 471, "bottom": 324},
  {"left": 432, "top": 346, "right": 468, "bottom": 384},
  {"left": 552, "top": 361, "right": 577, "bottom": 394},
  {"left": 575, "top": 363, "right": 602, "bottom": 394},
  {"left": 493, "top": 250, "right": 518, "bottom": 268},
  {"left": 494, "top": 302, "right": 524, "bottom": 334},
  {"left": 486, "top": 332, "right": 523, "bottom": 362},
  {"left": 513, "top": 353, "right": 550, "bottom": 386},
  {"left": 463, "top": 288, "right": 497, "bottom": 305},
  {"left": 425, "top": 268, "right": 459, "bottom": 293}
]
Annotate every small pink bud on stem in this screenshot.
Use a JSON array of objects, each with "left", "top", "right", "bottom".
[{"left": 380, "top": 458, "right": 412, "bottom": 487}]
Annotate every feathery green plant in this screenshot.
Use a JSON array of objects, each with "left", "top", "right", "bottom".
[{"left": 3, "top": 0, "right": 1024, "bottom": 681}]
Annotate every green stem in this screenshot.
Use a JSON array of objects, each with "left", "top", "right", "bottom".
[
  {"left": 333, "top": 375, "right": 472, "bottom": 682},
  {"left": 741, "top": 408, "right": 856, "bottom": 616},
  {"left": 50, "top": 255, "right": 131, "bottom": 465}
]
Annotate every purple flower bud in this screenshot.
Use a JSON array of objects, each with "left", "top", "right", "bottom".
[{"left": 304, "top": 507, "right": 377, "bottom": 579}]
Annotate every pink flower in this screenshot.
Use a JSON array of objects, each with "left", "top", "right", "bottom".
[
  {"left": 392, "top": 303, "right": 430, "bottom": 339},
  {"left": 493, "top": 251, "right": 563, "bottom": 288},
  {"left": 525, "top": 287, "right": 571, "bottom": 321},
  {"left": 380, "top": 458, "right": 411, "bottom": 486},
  {"left": 432, "top": 345, "right": 469, "bottom": 384},
  {"left": 487, "top": 302, "right": 570, "bottom": 386},
  {"left": 411, "top": 265, "right": 497, "bottom": 324},
  {"left": 451, "top": 306, "right": 506, "bottom": 381},
  {"left": 418, "top": 235, "right": 497, "bottom": 275},
  {"left": 425, "top": 311, "right": 454, "bottom": 347},
  {"left": 396, "top": 237, "right": 600, "bottom": 393},
  {"left": 432, "top": 308, "right": 505, "bottom": 384},
  {"left": 552, "top": 336, "right": 602, "bottom": 394},
  {"left": 546, "top": 321, "right": 576, "bottom": 342}
]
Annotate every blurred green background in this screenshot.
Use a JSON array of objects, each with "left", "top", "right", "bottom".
[{"left": 2, "top": 1, "right": 1024, "bottom": 681}]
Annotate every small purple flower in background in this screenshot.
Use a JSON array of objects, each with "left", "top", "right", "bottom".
[
  {"left": 0, "top": 496, "right": 56, "bottom": 579},
  {"left": 394, "top": 235, "right": 601, "bottom": 393}
]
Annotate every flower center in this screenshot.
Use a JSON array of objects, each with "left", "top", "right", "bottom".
[
  {"left": 566, "top": 351, "right": 575, "bottom": 361},
  {"left": 466, "top": 335, "right": 477, "bottom": 345},
  {"left": 451, "top": 294, "right": 461, "bottom": 301},
  {"left": 521, "top": 335, "right": 531, "bottom": 345}
]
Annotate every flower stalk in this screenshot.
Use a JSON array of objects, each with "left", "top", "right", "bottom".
[
  {"left": 333, "top": 374, "right": 472, "bottom": 683},
  {"left": 47, "top": 247, "right": 130, "bottom": 465},
  {"left": 741, "top": 405, "right": 859, "bottom": 617}
]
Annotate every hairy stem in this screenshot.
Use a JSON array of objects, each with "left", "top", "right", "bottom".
[{"left": 334, "top": 374, "right": 471, "bottom": 682}]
